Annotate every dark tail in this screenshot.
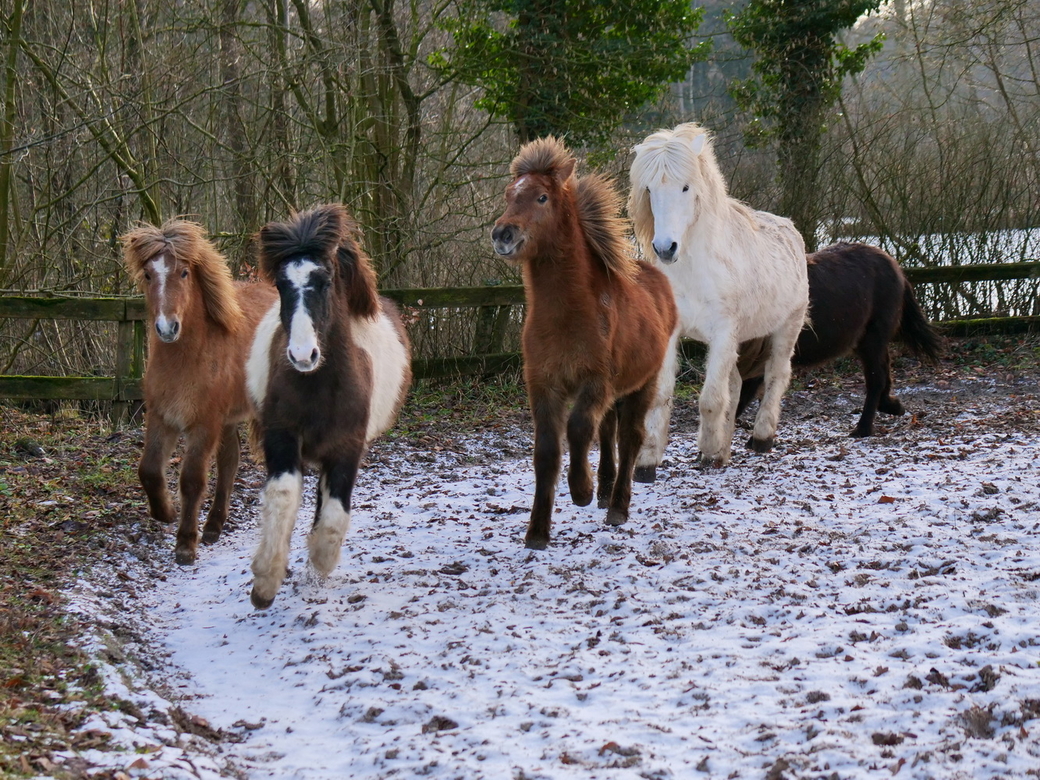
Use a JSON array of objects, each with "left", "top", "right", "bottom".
[{"left": 899, "top": 282, "right": 942, "bottom": 361}]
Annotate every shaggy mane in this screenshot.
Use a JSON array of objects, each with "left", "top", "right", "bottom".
[
  {"left": 510, "top": 136, "right": 573, "bottom": 180},
  {"left": 628, "top": 122, "right": 729, "bottom": 258},
  {"left": 121, "top": 219, "right": 244, "bottom": 333},
  {"left": 575, "top": 174, "right": 638, "bottom": 280},
  {"left": 257, "top": 203, "right": 379, "bottom": 319}
]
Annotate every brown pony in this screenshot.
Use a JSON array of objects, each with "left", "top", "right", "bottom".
[
  {"left": 491, "top": 137, "right": 679, "bottom": 549},
  {"left": 246, "top": 204, "right": 411, "bottom": 608},
  {"left": 122, "top": 220, "right": 277, "bottom": 565}
]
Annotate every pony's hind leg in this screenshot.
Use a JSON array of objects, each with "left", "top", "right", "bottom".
[
  {"left": 139, "top": 416, "right": 178, "bottom": 526},
  {"left": 853, "top": 343, "right": 896, "bottom": 437},
  {"left": 202, "top": 423, "right": 240, "bottom": 545},
  {"left": 251, "top": 430, "right": 303, "bottom": 609},
  {"left": 596, "top": 406, "right": 618, "bottom": 509},
  {"left": 605, "top": 384, "right": 654, "bottom": 526},
  {"left": 634, "top": 325, "right": 680, "bottom": 483},
  {"left": 308, "top": 451, "right": 362, "bottom": 578},
  {"left": 566, "top": 380, "right": 610, "bottom": 508},
  {"left": 174, "top": 426, "right": 221, "bottom": 565},
  {"left": 526, "top": 389, "right": 567, "bottom": 549}
]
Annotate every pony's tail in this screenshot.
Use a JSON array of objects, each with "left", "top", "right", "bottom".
[{"left": 899, "top": 281, "right": 942, "bottom": 362}]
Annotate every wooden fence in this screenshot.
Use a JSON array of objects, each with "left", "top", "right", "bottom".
[{"left": 1, "top": 260, "right": 1038, "bottom": 427}]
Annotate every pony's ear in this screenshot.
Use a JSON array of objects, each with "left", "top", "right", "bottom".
[
  {"left": 555, "top": 155, "right": 576, "bottom": 183},
  {"left": 690, "top": 133, "right": 707, "bottom": 156},
  {"left": 336, "top": 239, "right": 380, "bottom": 319}
]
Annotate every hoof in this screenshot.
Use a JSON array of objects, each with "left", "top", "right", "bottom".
[
  {"left": 604, "top": 507, "right": 628, "bottom": 527},
  {"left": 850, "top": 427, "right": 872, "bottom": 439},
  {"left": 748, "top": 435, "right": 774, "bottom": 453},
  {"left": 698, "top": 455, "right": 726, "bottom": 470},
  {"left": 250, "top": 588, "right": 275, "bottom": 610},
  {"left": 524, "top": 536, "right": 548, "bottom": 550},
  {"left": 174, "top": 547, "right": 197, "bottom": 566},
  {"left": 633, "top": 465, "right": 657, "bottom": 484},
  {"left": 200, "top": 528, "right": 222, "bottom": 545},
  {"left": 597, "top": 496, "right": 610, "bottom": 509},
  {"left": 568, "top": 472, "right": 594, "bottom": 507}
]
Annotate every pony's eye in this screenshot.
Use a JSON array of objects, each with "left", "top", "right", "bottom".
[
  {"left": 682, "top": 185, "right": 690, "bottom": 193},
  {"left": 144, "top": 273, "right": 151, "bottom": 281},
  {"left": 181, "top": 269, "right": 189, "bottom": 278},
  {"left": 537, "top": 194, "right": 548, "bottom": 204}
]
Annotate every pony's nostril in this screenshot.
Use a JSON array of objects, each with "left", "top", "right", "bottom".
[
  {"left": 493, "top": 225, "right": 514, "bottom": 244},
  {"left": 310, "top": 348, "right": 320, "bottom": 365},
  {"left": 669, "top": 242, "right": 677, "bottom": 255},
  {"left": 170, "top": 321, "right": 180, "bottom": 336}
]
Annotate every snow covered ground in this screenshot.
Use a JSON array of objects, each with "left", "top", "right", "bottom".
[{"left": 67, "top": 376, "right": 1040, "bottom": 779}]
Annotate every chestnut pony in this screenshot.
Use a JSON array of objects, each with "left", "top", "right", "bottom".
[
  {"left": 122, "top": 220, "right": 276, "bottom": 565},
  {"left": 491, "top": 137, "right": 679, "bottom": 549},
  {"left": 246, "top": 204, "right": 411, "bottom": 609}
]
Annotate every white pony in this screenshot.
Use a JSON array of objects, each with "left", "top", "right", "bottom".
[{"left": 629, "top": 122, "right": 809, "bottom": 471}]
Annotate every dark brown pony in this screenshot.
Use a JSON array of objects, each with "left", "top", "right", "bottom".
[
  {"left": 736, "top": 242, "right": 942, "bottom": 437},
  {"left": 122, "top": 220, "right": 277, "bottom": 565},
  {"left": 491, "top": 137, "right": 679, "bottom": 549},
  {"left": 246, "top": 204, "right": 411, "bottom": 608}
]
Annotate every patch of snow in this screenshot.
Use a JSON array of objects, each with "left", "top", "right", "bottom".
[{"left": 72, "top": 380, "right": 1040, "bottom": 779}]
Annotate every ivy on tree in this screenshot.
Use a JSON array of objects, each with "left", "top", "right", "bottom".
[
  {"left": 433, "top": 0, "right": 708, "bottom": 149},
  {"left": 728, "top": 0, "right": 884, "bottom": 250}
]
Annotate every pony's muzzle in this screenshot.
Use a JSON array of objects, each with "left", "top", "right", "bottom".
[
  {"left": 491, "top": 224, "right": 523, "bottom": 257},
  {"left": 653, "top": 240, "right": 678, "bottom": 263},
  {"left": 288, "top": 345, "right": 321, "bottom": 373},
  {"left": 155, "top": 317, "right": 181, "bottom": 343}
]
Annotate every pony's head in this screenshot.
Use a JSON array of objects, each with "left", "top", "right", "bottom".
[
  {"left": 491, "top": 136, "right": 577, "bottom": 262},
  {"left": 121, "top": 219, "right": 243, "bottom": 343},
  {"left": 257, "top": 203, "right": 379, "bottom": 373},
  {"left": 628, "top": 123, "right": 727, "bottom": 263}
]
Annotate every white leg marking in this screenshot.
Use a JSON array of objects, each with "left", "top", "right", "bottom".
[
  {"left": 251, "top": 471, "right": 302, "bottom": 604},
  {"left": 308, "top": 482, "right": 351, "bottom": 577},
  {"left": 352, "top": 306, "right": 410, "bottom": 442}
]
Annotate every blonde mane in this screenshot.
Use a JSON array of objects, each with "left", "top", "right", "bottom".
[
  {"left": 627, "top": 122, "right": 729, "bottom": 257},
  {"left": 121, "top": 219, "right": 244, "bottom": 333}
]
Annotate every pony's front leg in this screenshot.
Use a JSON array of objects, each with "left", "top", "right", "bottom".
[
  {"left": 698, "top": 337, "right": 740, "bottom": 467},
  {"left": 202, "top": 423, "right": 240, "bottom": 545},
  {"left": 606, "top": 384, "right": 654, "bottom": 526},
  {"left": 138, "top": 415, "right": 178, "bottom": 526},
  {"left": 526, "top": 389, "right": 567, "bottom": 550},
  {"left": 751, "top": 310, "right": 801, "bottom": 452},
  {"left": 251, "top": 430, "right": 303, "bottom": 609},
  {"left": 635, "top": 324, "right": 680, "bottom": 483},
  {"left": 566, "top": 380, "right": 610, "bottom": 508},
  {"left": 174, "top": 425, "right": 221, "bottom": 565},
  {"left": 308, "top": 450, "right": 362, "bottom": 578}
]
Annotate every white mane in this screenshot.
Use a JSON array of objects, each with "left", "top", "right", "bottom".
[{"left": 628, "top": 123, "right": 731, "bottom": 257}]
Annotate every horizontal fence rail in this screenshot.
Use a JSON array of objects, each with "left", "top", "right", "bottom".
[{"left": 1, "top": 259, "right": 1038, "bottom": 426}]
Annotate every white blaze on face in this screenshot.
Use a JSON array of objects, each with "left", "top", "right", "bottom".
[
  {"left": 512, "top": 175, "right": 529, "bottom": 196},
  {"left": 150, "top": 255, "right": 173, "bottom": 331},
  {"left": 285, "top": 259, "right": 321, "bottom": 367}
]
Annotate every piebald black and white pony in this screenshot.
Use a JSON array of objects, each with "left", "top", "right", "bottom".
[{"left": 246, "top": 204, "right": 411, "bottom": 609}]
